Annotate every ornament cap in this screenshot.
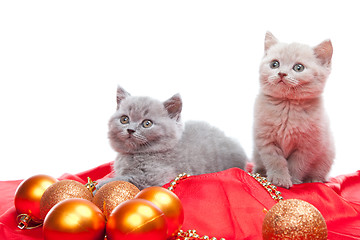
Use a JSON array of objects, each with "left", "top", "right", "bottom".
[
  {"left": 85, "top": 177, "right": 98, "bottom": 194},
  {"left": 17, "top": 214, "right": 31, "bottom": 229},
  {"left": 17, "top": 214, "right": 43, "bottom": 229}
]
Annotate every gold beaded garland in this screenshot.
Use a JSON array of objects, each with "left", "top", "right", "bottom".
[
  {"left": 167, "top": 173, "right": 190, "bottom": 191},
  {"left": 248, "top": 172, "right": 284, "bottom": 202},
  {"left": 175, "top": 229, "right": 226, "bottom": 240}
]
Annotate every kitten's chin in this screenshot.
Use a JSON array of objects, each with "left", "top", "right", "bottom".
[
  {"left": 111, "top": 139, "right": 177, "bottom": 155},
  {"left": 263, "top": 91, "right": 303, "bottom": 100},
  {"left": 262, "top": 84, "right": 321, "bottom": 100},
  {"left": 261, "top": 86, "right": 290, "bottom": 99},
  {"left": 110, "top": 142, "right": 136, "bottom": 154},
  {"left": 264, "top": 91, "right": 321, "bottom": 101}
]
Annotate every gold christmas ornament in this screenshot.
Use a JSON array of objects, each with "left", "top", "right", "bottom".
[
  {"left": 106, "top": 198, "right": 167, "bottom": 240},
  {"left": 136, "top": 186, "right": 184, "bottom": 238},
  {"left": 43, "top": 198, "right": 106, "bottom": 240},
  {"left": 92, "top": 180, "right": 140, "bottom": 220},
  {"left": 14, "top": 174, "right": 58, "bottom": 229},
  {"left": 262, "top": 199, "right": 328, "bottom": 240},
  {"left": 248, "top": 173, "right": 328, "bottom": 240},
  {"left": 40, "top": 179, "right": 93, "bottom": 219}
]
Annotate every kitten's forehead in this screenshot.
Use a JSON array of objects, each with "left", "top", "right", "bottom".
[
  {"left": 266, "top": 42, "right": 315, "bottom": 64},
  {"left": 118, "top": 96, "right": 167, "bottom": 120}
]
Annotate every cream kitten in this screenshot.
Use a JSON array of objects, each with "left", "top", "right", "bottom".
[{"left": 252, "top": 32, "right": 335, "bottom": 188}]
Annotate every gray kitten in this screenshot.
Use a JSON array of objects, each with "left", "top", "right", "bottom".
[
  {"left": 97, "top": 86, "right": 247, "bottom": 190},
  {"left": 253, "top": 32, "right": 335, "bottom": 188}
]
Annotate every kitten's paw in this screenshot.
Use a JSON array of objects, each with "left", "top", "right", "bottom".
[
  {"left": 268, "top": 173, "right": 293, "bottom": 189},
  {"left": 303, "top": 177, "right": 325, "bottom": 183},
  {"left": 253, "top": 167, "right": 267, "bottom": 177},
  {"left": 94, "top": 178, "right": 114, "bottom": 193},
  {"left": 291, "top": 177, "right": 303, "bottom": 185}
]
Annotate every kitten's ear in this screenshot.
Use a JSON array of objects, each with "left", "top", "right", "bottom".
[
  {"left": 265, "top": 31, "right": 279, "bottom": 52},
  {"left": 163, "top": 94, "right": 182, "bottom": 120},
  {"left": 116, "top": 86, "right": 131, "bottom": 110},
  {"left": 314, "top": 40, "right": 333, "bottom": 65}
]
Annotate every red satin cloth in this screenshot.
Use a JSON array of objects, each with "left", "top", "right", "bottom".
[{"left": 1, "top": 162, "right": 360, "bottom": 240}]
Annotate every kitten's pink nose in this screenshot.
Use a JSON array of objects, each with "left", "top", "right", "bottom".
[
  {"left": 278, "top": 72, "right": 287, "bottom": 78},
  {"left": 127, "top": 129, "right": 135, "bottom": 134}
]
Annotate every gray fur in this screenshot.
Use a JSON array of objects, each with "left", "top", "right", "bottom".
[{"left": 97, "top": 86, "right": 247, "bottom": 190}]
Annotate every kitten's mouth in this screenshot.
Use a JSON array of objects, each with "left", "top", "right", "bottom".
[
  {"left": 277, "top": 77, "right": 291, "bottom": 87},
  {"left": 278, "top": 78, "right": 286, "bottom": 85}
]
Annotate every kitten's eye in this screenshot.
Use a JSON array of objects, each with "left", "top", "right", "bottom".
[
  {"left": 142, "top": 119, "right": 153, "bottom": 128},
  {"left": 270, "top": 60, "right": 280, "bottom": 69},
  {"left": 120, "top": 115, "right": 130, "bottom": 124},
  {"left": 293, "top": 63, "right": 305, "bottom": 72}
]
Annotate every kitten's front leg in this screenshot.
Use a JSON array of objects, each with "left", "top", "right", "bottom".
[
  {"left": 95, "top": 175, "right": 133, "bottom": 192},
  {"left": 253, "top": 148, "right": 267, "bottom": 176},
  {"left": 287, "top": 150, "right": 310, "bottom": 185},
  {"left": 258, "top": 144, "right": 293, "bottom": 189}
]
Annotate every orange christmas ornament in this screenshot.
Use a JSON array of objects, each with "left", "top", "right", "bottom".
[
  {"left": 262, "top": 199, "right": 328, "bottom": 240},
  {"left": 106, "top": 198, "right": 167, "bottom": 240},
  {"left": 43, "top": 198, "right": 106, "bottom": 240},
  {"left": 40, "top": 179, "right": 93, "bottom": 219},
  {"left": 14, "top": 174, "right": 58, "bottom": 229},
  {"left": 92, "top": 181, "right": 139, "bottom": 220},
  {"left": 136, "top": 186, "right": 184, "bottom": 238}
]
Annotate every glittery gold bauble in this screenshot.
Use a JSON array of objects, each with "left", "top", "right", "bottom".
[
  {"left": 92, "top": 181, "right": 140, "bottom": 220},
  {"left": 14, "top": 174, "right": 58, "bottom": 228},
  {"left": 136, "top": 186, "right": 184, "bottom": 238},
  {"left": 106, "top": 198, "right": 167, "bottom": 240},
  {"left": 262, "top": 199, "right": 328, "bottom": 240},
  {"left": 43, "top": 198, "right": 106, "bottom": 240},
  {"left": 40, "top": 179, "right": 93, "bottom": 219}
]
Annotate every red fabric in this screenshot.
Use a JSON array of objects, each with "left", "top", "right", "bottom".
[{"left": 1, "top": 162, "right": 360, "bottom": 240}]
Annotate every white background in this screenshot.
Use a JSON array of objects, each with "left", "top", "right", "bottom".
[{"left": 1, "top": 1, "right": 359, "bottom": 181}]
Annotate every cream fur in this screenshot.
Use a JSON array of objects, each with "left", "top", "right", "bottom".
[{"left": 253, "top": 32, "right": 335, "bottom": 188}]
